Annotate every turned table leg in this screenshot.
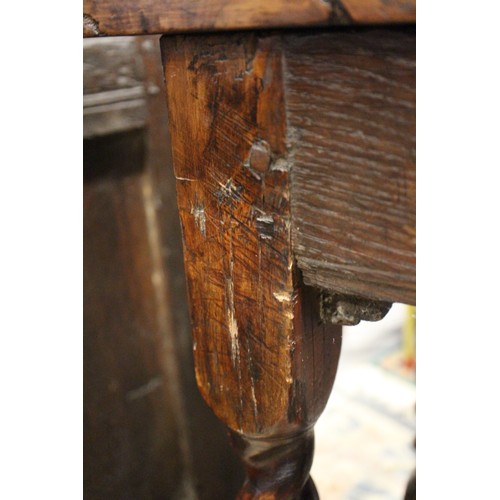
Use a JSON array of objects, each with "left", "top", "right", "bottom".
[{"left": 160, "top": 32, "right": 343, "bottom": 498}]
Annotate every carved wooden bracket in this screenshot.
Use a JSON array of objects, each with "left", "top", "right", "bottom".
[{"left": 320, "top": 291, "right": 392, "bottom": 326}]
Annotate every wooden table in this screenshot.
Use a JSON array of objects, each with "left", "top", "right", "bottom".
[{"left": 84, "top": 2, "right": 415, "bottom": 497}]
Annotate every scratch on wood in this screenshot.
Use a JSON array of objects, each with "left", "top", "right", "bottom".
[
  {"left": 245, "top": 337, "right": 259, "bottom": 424},
  {"left": 191, "top": 203, "right": 206, "bottom": 238},
  {"left": 255, "top": 215, "right": 275, "bottom": 240},
  {"left": 273, "top": 291, "right": 294, "bottom": 303},
  {"left": 125, "top": 376, "right": 163, "bottom": 401},
  {"left": 227, "top": 278, "right": 239, "bottom": 364},
  {"left": 226, "top": 233, "right": 240, "bottom": 367},
  {"left": 176, "top": 176, "right": 196, "bottom": 182},
  {"left": 83, "top": 13, "right": 103, "bottom": 36},
  {"left": 215, "top": 178, "right": 243, "bottom": 206},
  {"left": 250, "top": 383, "right": 258, "bottom": 421},
  {"left": 270, "top": 158, "right": 289, "bottom": 172}
]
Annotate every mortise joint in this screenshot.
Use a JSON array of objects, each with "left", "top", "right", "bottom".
[{"left": 320, "top": 291, "right": 391, "bottom": 326}]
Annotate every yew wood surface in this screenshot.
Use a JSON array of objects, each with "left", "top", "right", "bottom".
[
  {"left": 161, "top": 31, "right": 342, "bottom": 435},
  {"left": 161, "top": 32, "right": 343, "bottom": 498},
  {"left": 83, "top": 0, "right": 415, "bottom": 37}
]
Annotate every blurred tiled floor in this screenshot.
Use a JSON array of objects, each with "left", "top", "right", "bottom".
[{"left": 311, "top": 304, "right": 416, "bottom": 500}]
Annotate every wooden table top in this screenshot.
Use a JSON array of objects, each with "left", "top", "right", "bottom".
[{"left": 83, "top": 0, "right": 416, "bottom": 37}]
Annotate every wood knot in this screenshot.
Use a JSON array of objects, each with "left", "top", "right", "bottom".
[{"left": 320, "top": 292, "right": 391, "bottom": 326}]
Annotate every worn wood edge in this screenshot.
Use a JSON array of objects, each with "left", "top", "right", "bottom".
[
  {"left": 301, "top": 263, "right": 415, "bottom": 305},
  {"left": 83, "top": 0, "right": 415, "bottom": 38},
  {"left": 342, "top": 0, "right": 415, "bottom": 23}
]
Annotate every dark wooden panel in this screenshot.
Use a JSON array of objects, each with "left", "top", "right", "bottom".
[
  {"left": 285, "top": 28, "right": 416, "bottom": 305},
  {"left": 83, "top": 0, "right": 415, "bottom": 37},
  {"left": 84, "top": 36, "right": 244, "bottom": 499},
  {"left": 83, "top": 129, "right": 186, "bottom": 499},
  {"left": 83, "top": 38, "right": 147, "bottom": 138}
]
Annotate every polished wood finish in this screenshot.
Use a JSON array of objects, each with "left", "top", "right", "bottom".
[
  {"left": 161, "top": 32, "right": 343, "bottom": 497},
  {"left": 83, "top": 0, "right": 415, "bottom": 37},
  {"left": 285, "top": 28, "right": 416, "bottom": 305}
]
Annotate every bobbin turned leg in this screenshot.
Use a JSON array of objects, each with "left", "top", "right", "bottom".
[{"left": 160, "top": 32, "right": 342, "bottom": 498}]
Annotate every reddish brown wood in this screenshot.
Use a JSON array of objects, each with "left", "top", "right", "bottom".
[
  {"left": 83, "top": 0, "right": 415, "bottom": 37},
  {"left": 136, "top": 35, "right": 246, "bottom": 498},
  {"left": 342, "top": 0, "right": 415, "bottom": 23},
  {"left": 161, "top": 32, "right": 343, "bottom": 497},
  {"left": 285, "top": 28, "right": 416, "bottom": 305}
]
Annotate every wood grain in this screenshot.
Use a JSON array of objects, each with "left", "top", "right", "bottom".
[
  {"left": 84, "top": 36, "right": 244, "bottom": 499},
  {"left": 84, "top": 129, "right": 185, "bottom": 498},
  {"left": 136, "top": 35, "right": 245, "bottom": 498},
  {"left": 342, "top": 0, "right": 415, "bottom": 23},
  {"left": 285, "top": 28, "right": 416, "bottom": 305},
  {"left": 161, "top": 32, "right": 342, "bottom": 497},
  {"left": 83, "top": 0, "right": 415, "bottom": 37}
]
